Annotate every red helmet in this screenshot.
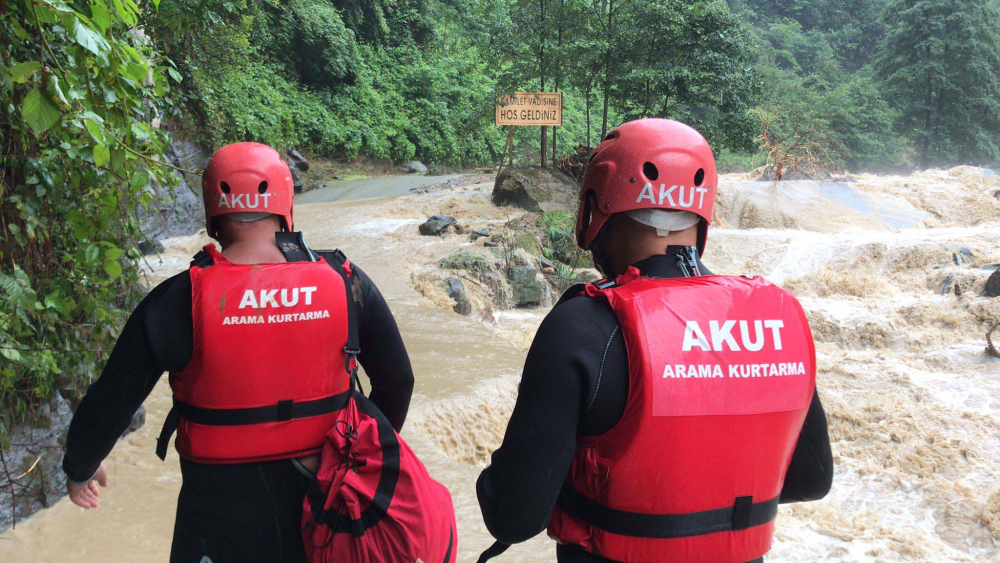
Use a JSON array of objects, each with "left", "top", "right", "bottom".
[
  {"left": 201, "top": 142, "right": 294, "bottom": 238},
  {"left": 576, "top": 119, "right": 718, "bottom": 255}
]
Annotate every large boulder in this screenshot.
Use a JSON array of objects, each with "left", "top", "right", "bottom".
[
  {"left": 288, "top": 162, "right": 305, "bottom": 194},
  {"left": 419, "top": 215, "right": 457, "bottom": 236},
  {"left": 492, "top": 166, "right": 580, "bottom": 213},
  {"left": 446, "top": 277, "right": 474, "bottom": 316},
  {"left": 405, "top": 160, "right": 428, "bottom": 174},
  {"left": 986, "top": 268, "right": 1000, "bottom": 298},
  {"left": 286, "top": 148, "right": 309, "bottom": 171},
  {"left": 714, "top": 180, "right": 930, "bottom": 232},
  {"left": 0, "top": 395, "right": 145, "bottom": 533},
  {"left": 138, "top": 137, "right": 208, "bottom": 244},
  {"left": 506, "top": 264, "right": 549, "bottom": 307}
]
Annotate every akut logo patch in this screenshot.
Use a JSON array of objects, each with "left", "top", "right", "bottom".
[
  {"left": 682, "top": 319, "right": 785, "bottom": 352},
  {"left": 239, "top": 287, "right": 317, "bottom": 309},
  {"left": 217, "top": 192, "right": 273, "bottom": 210},
  {"left": 635, "top": 182, "right": 710, "bottom": 210}
]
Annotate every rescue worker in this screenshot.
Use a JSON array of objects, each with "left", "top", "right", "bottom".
[
  {"left": 477, "top": 119, "right": 834, "bottom": 563},
  {"left": 62, "top": 142, "right": 415, "bottom": 562}
]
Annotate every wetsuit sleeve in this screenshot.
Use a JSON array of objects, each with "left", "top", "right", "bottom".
[
  {"left": 476, "top": 299, "right": 615, "bottom": 545},
  {"left": 352, "top": 265, "right": 414, "bottom": 432},
  {"left": 62, "top": 273, "right": 192, "bottom": 483},
  {"left": 779, "top": 390, "right": 834, "bottom": 503}
]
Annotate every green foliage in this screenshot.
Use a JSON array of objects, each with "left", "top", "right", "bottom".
[
  {"left": 151, "top": 0, "right": 503, "bottom": 166},
  {"left": 735, "top": 0, "right": 909, "bottom": 171},
  {"left": 874, "top": 0, "right": 1000, "bottom": 167},
  {"left": 1, "top": 0, "right": 177, "bottom": 440},
  {"left": 280, "top": 0, "right": 360, "bottom": 88}
]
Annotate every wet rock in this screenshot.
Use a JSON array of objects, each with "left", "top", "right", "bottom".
[
  {"left": 286, "top": 148, "right": 309, "bottom": 171},
  {"left": 506, "top": 265, "right": 547, "bottom": 307},
  {"left": 484, "top": 241, "right": 499, "bottom": 248},
  {"left": 127, "top": 406, "right": 146, "bottom": 435},
  {"left": 986, "top": 269, "right": 1000, "bottom": 298},
  {"left": 953, "top": 247, "right": 973, "bottom": 266},
  {"left": 404, "top": 161, "right": 428, "bottom": 174},
  {"left": 446, "top": 277, "right": 473, "bottom": 316},
  {"left": 993, "top": 189, "right": 1000, "bottom": 200},
  {"left": 0, "top": 394, "right": 148, "bottom": 533},
  {"left": 937, "top": 272, "right": 980, "bottom": 296},
  {"left": 0, "top": 394, "right": 72, "bottom": 533},
  {"left": 138, "top": 137, "right": 207, "bottom": 243},
  {"left": 492, "top": 166, "right": 580, "bottom": 213},
  {"left": 576, "top": 270, "right": 602, "bottom": 284},
  {"left": 441, "top": 249, "right": 492, "bottom": 272},
  {"left": 288, "top": 162, "right": 305, "bottom": 194},
  {"left": 471, "top": 229, "right": 491, "bottom": 240},
  {"left": 138, "top": 238, "right": 165, "bottom": 256},
  {"left": 419, "top": 215, "right": 457, "bottom": 236},
  {"left": 542, "top": 266, "right": 556, "bottom": 275}
]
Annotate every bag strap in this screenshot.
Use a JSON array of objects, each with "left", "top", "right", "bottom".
[
  {"left": 476, "top": 541, "right": 510, "bottom": 563},
  {"left": 319, "top": 249, "right": 363, "bottom": 395}
]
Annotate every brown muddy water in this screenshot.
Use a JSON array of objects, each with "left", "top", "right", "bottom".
[{"left": 2, "top": 169, "right": 999, "bottom": 562}]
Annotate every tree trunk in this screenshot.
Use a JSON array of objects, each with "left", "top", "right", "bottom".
[
  {"left": 552, "top": 0, "right": 563, "bottom": 167},
  {"left": 539, "top": 0, "right": 547, "bottom": 168},
  {"left": 601, "top": 0, "right": 613, "bottom": 140},
  {"left": 921, "top": 44, "right": 933, "bottom": 169}
]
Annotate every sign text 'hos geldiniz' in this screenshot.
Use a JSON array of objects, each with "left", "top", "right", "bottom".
[{"left": 496, "top": 92, "right": 563, "bottom": 126}]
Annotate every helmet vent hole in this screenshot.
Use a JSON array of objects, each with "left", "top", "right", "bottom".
[
  {"left": 220, "top": 181, "right": 231, "bottom": 194},
  {"left": 258, "top": 181, "right": 268, "bottom": 194},
  {"left": 694, "top": 168, "right": 705, "bottom": 186},
  {"left": 642, "top": 162, "right": 659, "bottom": 182}
]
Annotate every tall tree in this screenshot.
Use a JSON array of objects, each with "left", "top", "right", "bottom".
[
  {"left": 875, "top": 0, "right": 1000, "bottom": 167},
  {"left": 612, "top": 0, "right": 761, "bottom": 151}
]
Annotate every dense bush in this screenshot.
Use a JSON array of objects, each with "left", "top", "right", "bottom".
[
  {"left": 152, "top": 0, "right": 505, "bottom": 166},
  {"left": 1, "top": 0, "right": 178, "bottom": 443}
]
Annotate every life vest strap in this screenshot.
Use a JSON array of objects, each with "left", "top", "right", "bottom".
[
  {"left": 155, "top": 391, "right": 351, "bottom": 461},
  {"left": 556, "top": 484, "right": 779, "bottom": 539}
]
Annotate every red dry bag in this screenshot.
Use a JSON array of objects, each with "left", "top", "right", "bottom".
[
  {"left": 301, "top": 391, "right": 457, "bottom": 563},
  {"left": 301, "top": 251, "right": 457, "bottom": 563}
]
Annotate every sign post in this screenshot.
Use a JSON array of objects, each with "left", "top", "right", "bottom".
[{"left": 496, "top": 92, "right": 563, "bottom": 169}]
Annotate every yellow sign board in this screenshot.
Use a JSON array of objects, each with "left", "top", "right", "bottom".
[{"left": 496, "top": 92, "right": 563, "bottom": 126}]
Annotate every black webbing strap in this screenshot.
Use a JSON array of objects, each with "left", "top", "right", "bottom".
[
  {"left": 442, "top": 526, "right": 455, "bottom": 563},
  {"left": 156, "top": 406, "right": 181, "bottom": 461},
  {"left": 177, "top": 392, "right": 351, "bottom": 426},
  {"left": 190, "top": 250, "right": 214, "bottom": 269},
  {"left": 592, "top": 278, "right": 616, "bottom": 290},
  {"left": 319, "top": 250, "right": 362, "bottom": 394},
  {"left": 476, "top": 540, "right": 510, "bottom": 563},
  {"left": 155, "top": 391, "right": 351, "bottom": 461},
  {"left": 557, "top": 485, "right": 779, "bottom": 539}
]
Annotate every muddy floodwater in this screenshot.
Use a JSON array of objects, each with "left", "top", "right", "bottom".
[{"left": 2, "top": 169, "right": 999, "bottom": 563}]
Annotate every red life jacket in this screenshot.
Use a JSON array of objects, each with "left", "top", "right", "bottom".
[
  {"left": 547, "top": 268, "right": 816, "bottom": 563},
  {"left": 156, "top": 244, "right": 355, "bottom": 464}
]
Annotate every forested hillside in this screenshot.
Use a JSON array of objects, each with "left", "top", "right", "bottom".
[{"left": 148, "top": 0, "right": 1000, "bottom": 172}]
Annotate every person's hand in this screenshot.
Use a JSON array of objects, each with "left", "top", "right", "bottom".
[{"left": 67, "top": 462, "right": 108, "bottom": 509}]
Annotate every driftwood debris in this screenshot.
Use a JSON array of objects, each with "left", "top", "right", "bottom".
[{"left": 987, "top": 322, "right": 1000, "bottom": 359}]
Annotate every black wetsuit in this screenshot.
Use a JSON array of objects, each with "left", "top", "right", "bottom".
[
  {"left": 62, "top": 238, "right": 414, "bottom": 563},
  {"left": 477, "top": 247, "right": 834, "bottom": 563}
]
